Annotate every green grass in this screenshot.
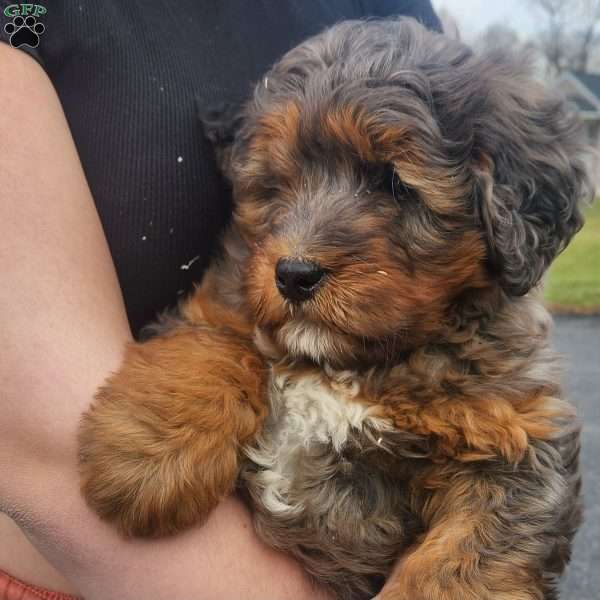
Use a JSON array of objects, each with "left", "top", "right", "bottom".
[{"left": 544, "top": 200, "right": 600, "bottom": 311}]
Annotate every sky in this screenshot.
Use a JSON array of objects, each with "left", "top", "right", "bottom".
[{"left": 431, "top": 0, "right": 540, "bottom": 41}]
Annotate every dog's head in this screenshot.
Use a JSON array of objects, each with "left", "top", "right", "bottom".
[{"left": 215, "top": 19, "right": 590, "bottom": 366}]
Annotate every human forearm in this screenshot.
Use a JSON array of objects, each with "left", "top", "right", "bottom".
[{"left": 0, "top": 43, "right": 329, "bottom": 600}]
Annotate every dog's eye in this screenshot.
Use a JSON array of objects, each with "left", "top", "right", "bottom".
[
  {"left": 381, "top": 164, "right": 406, "bottom": 202},
  {"left": 361, "top": 163, "right": 415, "bottom": 203}
]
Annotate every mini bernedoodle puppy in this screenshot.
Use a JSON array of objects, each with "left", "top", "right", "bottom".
[{"left": 79, "top": 18, "right": 591, "bottom": 600}]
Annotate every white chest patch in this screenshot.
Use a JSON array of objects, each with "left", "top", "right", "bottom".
[{"left": 245, "top": 369, "right": 391, "bottom": 516}]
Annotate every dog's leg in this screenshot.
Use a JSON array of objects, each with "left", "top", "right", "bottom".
[
  {"left": 376, "top": 464, "right": 568, "bottom": 600},
  {"left": 79, "top": 285, "right": 268, "bottom": 537}
]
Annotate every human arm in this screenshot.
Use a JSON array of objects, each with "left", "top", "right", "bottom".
[{"left": 0, "top": 42, "right": 329, "bottom": 600}]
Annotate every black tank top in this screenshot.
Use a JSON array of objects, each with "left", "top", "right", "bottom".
[{"left": 1, "top": 0, "right": 440, "bottom": 335}]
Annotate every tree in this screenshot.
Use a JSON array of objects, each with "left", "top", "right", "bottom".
[
  {"left": 475, "top": 23, "right": 521, "bottom": 52},
  {"left": 528, "top": 0, "right": 600, "bottom": 74}
]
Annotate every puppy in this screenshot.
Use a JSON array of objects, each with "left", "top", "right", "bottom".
[{"left": 79, "top": 18, "right": 590, "bottom": 600}]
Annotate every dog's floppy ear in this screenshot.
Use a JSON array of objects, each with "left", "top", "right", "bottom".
[
  {"left": 199, "top": 102, "right": 245, "bottom": 180},
  {"left": 472, "top": 51, "right": 592, "bottom": 297}
]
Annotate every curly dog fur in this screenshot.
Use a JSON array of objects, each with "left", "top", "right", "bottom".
[{"left": 79, "top": 19, "right": 591, "bottom": 599}]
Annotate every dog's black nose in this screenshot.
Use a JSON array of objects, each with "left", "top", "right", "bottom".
[{"left": 275, "top": 259, "right": 324, "bottom": 302}]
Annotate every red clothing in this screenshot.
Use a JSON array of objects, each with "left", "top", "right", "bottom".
[{"left": 0, "top": 570, "right": 80, "bottom": 600}]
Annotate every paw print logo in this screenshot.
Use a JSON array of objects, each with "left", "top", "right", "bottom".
[{"left": 4, "top": 15, "right": 45, "bottom": 48}]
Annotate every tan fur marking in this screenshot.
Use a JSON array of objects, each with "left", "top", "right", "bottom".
[
  {"left": 380, "top": 393, "right": 562, "bottom": 463},
  {"left": 380, "top": 472, "right": 544, "bottom": 600},
  {"left": 79, "top": 308, "right": 268, "bottom": 537},
  {"left": 245, "top": 101, "right": 301, "bottom": 180},
  {"left": 324, "top": 107, "right": 377, "bottom": 161}
]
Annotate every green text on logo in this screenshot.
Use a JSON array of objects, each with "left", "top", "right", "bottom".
[{"left": 4, "top": 4, "right": 47, "bottom": 18}]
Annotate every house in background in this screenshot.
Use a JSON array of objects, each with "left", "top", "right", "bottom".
[{"left": 557, "top": 71, "right": 600, "bottom": 186}]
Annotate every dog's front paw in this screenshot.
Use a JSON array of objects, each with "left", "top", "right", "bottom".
[
  {"left": 78, "top": 330, "right": 267, "bottom": 537},
  {"left": 79, "top": 383, "right": 240, "bottom": 537}
]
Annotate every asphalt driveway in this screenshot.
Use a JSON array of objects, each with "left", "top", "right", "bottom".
[{"left": 554, "top": 316, "right": 600, "bottom": 600}]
